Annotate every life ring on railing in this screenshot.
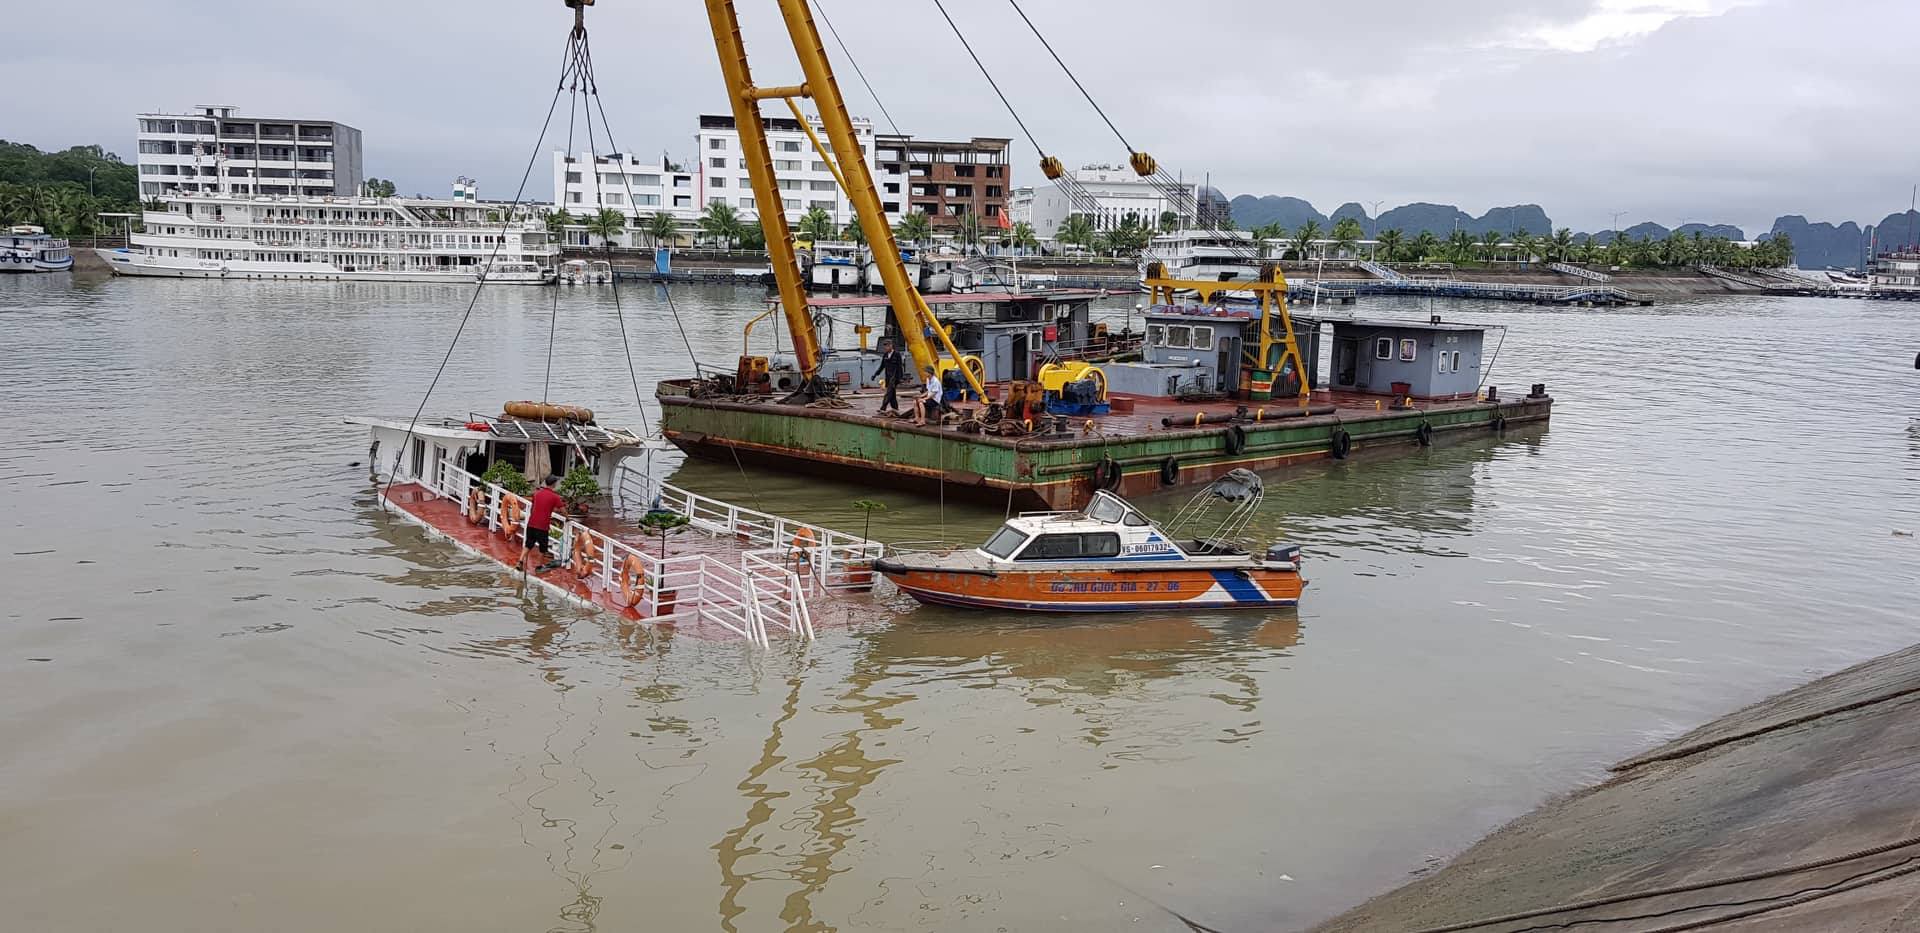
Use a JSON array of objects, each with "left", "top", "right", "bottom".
[
  {"left": 465, "top": 487, "right": 487, "bottom": 524},
  {"left": 617, "top": 554, "right": 647, "bottom": 608},
  {"left": 791, "top": 527, "right": 818, "bottom": 571},
  {"left": 1224, "top": 424, "right": 1248, "bottom": 456},
  {"left": 1330, "top": 428, "right": 1353, "bottom": 460},
  {"left": 499, "top": 496, "right": 526, "bottom": 539},
  {"left": 1159, "top": 457, "right": 1181, "bottom": 486},
  {"left": 1415, "top": 422, "right": 1434, "bottom": 447},
  {"left": 571, "top": 531, "right": 603, "bottom": 580}
]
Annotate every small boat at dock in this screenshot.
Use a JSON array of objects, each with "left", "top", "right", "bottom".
[{"left": 876, "top": 470, "right": 1304, "bottom": 612}]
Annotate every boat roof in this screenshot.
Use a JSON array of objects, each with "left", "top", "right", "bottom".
[
  {"left": 808, "top": 288, "right": 1105, "bottom": 309},
  {"left": 1005, "top": 490, "right": 1154, "bottom": 534},
  {"left": 345, "top": 416, "right": 650, "bottom": 447}
]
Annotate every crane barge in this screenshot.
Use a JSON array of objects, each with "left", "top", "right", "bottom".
[{"left": 657, "top": 0, "right": 1553, "bottom": 510}]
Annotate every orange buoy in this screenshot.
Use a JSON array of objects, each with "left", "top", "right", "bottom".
[
  {"left": 465, "top": 487, "right": 487, "bottom": 524},
  {"left": 571, "top": 531, "right": 603, "bottom": 580},
  {"left": 499, "top": 496, "right": 526, "bottom": 539},
  {"left": 791, "top": 526, "right": 818, "bottom": 570},
  {"left": 502, "top": 400, "right": 594, "bottom": 423},
  {"left": 618, "top": 554, "right": 647, "bottom": 608}
]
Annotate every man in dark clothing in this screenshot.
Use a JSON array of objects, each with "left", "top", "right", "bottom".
[
  {"left": 871, "top": 338, "right": 905, "bottom": 415},
  {"left": 526, "top": 474, "right": 567, "bottom": 572}
]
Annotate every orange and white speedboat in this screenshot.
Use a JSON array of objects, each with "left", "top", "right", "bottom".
[{"left": 876, "top": 470, "right": 1304, "bottom": 612}]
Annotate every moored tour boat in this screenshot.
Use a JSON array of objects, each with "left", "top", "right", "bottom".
[
  {"left": 1, "top": 225, "right": 73, "bottom": 272},
  {"left": 876, "top": 470, "right": 1304, "bottom": 612}
]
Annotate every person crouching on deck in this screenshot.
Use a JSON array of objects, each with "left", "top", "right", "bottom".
[
  {"left": 915, "top": 368, "right": 944, "bottom": 426},
  {"left": 526, "top": 474, "right": 566, "bottom": 572}
]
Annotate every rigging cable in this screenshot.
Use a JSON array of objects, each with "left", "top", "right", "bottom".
[
  {"left": 381, "top": 39, "right": 574, "bottom": 510},
  {"left": 929, "top": 0, "right": 1046, "bottom": 164},
  {"left": 543, "top": 28, "right": 586, "bottom": 407},
  {"left": 1004, "top": 0, "right": 1131, "bottom": 154},
  {"left": 811, "top": 0, "right": 903, "bottom": 140}
]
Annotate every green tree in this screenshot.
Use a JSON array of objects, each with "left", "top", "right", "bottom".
[
  {"left": 646, "top": 211, "right": 679, "bottom": 248},
  {"left": 1409, "top": 230, "right": 1439, "bottom": 262},
  {"left": 544, "top": 208, "right": 574, "bottom": 238},
  {"left": 1480, "top": 229, "right": 1504, "bottom": 263},
  {"left": 1010, "top": 221, "right": 1038, "bottom": 252},
  {"left": 1158, "top": 210, "right": 1180, "bottom": 233},
  {"left": 796, "top": 206, "right": 835, "bottom": 242},
  {"left": 365, "top": 178, "right": 397, "bottom": 198},
  {"left": 896, "top": 210, "right": 933, "bottom": 245},
  {"left": 1443, "top": 228, "right": 1477, "bottom": 263},
  {"left": 1057, "top": 213, "right": 1095, "bottom": 250},
  {"left": 845, "top": 216, "right": 867, "bottom": 245},
  {"left": 1099, "top": 213, "right": 1150, "bottom": 255},
  {"left": 1290, "top": 219, "right": 1322, "bottom": 261},
  {"left": 1510, "top": 231, "right": 1538, "bottom": 264},
  {"left": 699, "top": 201, "right": 744, "bottom": 249},
  {"left": 585, "top": 208, "right": 626, "bottom": 249},
  {"left": 1550, "top": 228, "right": 1576, "bottom": 263},
  {"left": 1331, "top": 217, "right": 1363, "bottom": 260},
  {"left": 736, "top": 222, "right": 766, "bottom": 251},
  {"left": 1375, "top": 228, "right": 1404, "bottom": 263}
]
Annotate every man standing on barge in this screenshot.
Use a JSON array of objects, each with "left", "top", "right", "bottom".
[{"left": 872, "top": 337, "right": 905, "bottom": 416}]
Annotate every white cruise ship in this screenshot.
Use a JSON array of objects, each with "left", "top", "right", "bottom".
[
  {"left": 1139, "top": 229, "right": 1263, "bottom": 285},
  {"left": 100, "top": 185, "right": 557, "bottom": 284}
]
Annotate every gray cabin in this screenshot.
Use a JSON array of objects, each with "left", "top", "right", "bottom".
[
  {"left": 1103, "top": 304, "right": 1318, "bottom": 398},
  {"left": 1321, "top": 317, "right": 1487, "bottom": 400}
]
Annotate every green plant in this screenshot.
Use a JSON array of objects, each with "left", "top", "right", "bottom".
[
  {"left": 480, "top": 461, "right": 534, "bottom": 496},
  {"left": 647, "top": 211, "right": 679, "bottom": 248},
  {"left": 556, "top": 464, "right": 600, "bottom": 511},
  {"left": 638, "top": 510, "right": 691, "bottom": 559},
  {"left": 851, "top": 499, "right": 887, "bottom": 541},
  {"left": 796, "top": 206, "right": 835, "bottom": 242},
  {"left": 699, "top": 201, "right": 744, "bottom": 249},
  {"left": 586, "top": 208, "right": 627, "bottom": 249},
  {"left": 896, "top": 211, "right": 932, "bottom": 245}
]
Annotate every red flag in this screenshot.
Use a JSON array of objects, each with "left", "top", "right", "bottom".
[{"left": 996, "top": 209, "right": 1011, "bottom": 230}]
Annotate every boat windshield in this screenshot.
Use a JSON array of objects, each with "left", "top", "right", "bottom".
[
  {"left": 1086, "top": 495, "right": 1126, "bottom": 524},
  {"left": 981, "top": 525, "right": 1028, "bottom": 559}
]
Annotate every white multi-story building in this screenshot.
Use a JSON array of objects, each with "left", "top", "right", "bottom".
[
  {"left": 1009, "top": 165, "right": 1197, "bottom": 239},
  {"left": 695, "top": 112, "right": 896, "bottom": 230},
  {"left": 136, "top": 105, "right": 363, "bottom": 199},
  {"left": 550, "top": 151, "right": 697, "bottom": 246}
]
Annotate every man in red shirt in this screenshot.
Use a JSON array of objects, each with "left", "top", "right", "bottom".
[{"left": 526, "top": 474, "right": 567, "bottom": 572}]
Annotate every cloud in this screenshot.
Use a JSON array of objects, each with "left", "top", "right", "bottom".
[{"left": 2, "top": 0, "right": 1913, "bottom": 234}]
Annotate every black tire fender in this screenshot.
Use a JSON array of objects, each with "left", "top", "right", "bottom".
[
  {"left": 1159, "top": 458, "right": 1180, "bottom": 486},
  {"left": 1416, "top": 422, "right": 1434, "bottom": 446},
  {"left": 1330, "top": 428, "right": 1352, "bottom": 460},
  {"left": 1092, "top": 456, "right": 1123, "bottom": 491},
  {"left": 1224, "top": 424, "right": 1248, "bottom": 456}
]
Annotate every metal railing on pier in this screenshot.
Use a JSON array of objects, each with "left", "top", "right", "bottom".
[{"left": 1548, "top": 262, "right": 1610, "bottom": 282}]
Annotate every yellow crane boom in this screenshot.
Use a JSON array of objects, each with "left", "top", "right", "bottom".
[{"left": 702, "top": 0, "right": 985, "bottom": 399}]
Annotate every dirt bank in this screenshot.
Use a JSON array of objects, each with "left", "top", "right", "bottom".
[{"left": 1314, "top": 644, "right": 1920, "bottom": 931}]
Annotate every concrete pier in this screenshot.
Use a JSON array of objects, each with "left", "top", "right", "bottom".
[{"left": 1315, "top": 645, "right": 1920, "bottom": 931}]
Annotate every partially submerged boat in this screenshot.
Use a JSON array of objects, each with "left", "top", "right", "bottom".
[{"left": 876, "top": 469, "right": 1304, "bottom": 612}]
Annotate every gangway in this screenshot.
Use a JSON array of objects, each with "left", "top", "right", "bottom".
[{"left": 1548, "top": 262, "right": 1610, "bottom": 282}]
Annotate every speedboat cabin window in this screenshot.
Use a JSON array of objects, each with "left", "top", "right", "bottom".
[
  {"left": 1123, "top": 511, "right": 1149, "bottom": 527},
  {"left": 1192, "top": 326, "right": 1214, "bottom": 350},
  {"left": 982, "top": 526, "right": 1029, "bottom": 559},
  {"left": 1375, "top": 336, "right": 1393, "bottom": 360},
  {"left": 1017, "top": 532, "right": 1122, "bottom": 560},
  {"left": 1086, "top": 496, "right": 1126, "bottom": 524}
]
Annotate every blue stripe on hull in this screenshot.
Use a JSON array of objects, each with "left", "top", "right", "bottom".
[{"left": 897, "top": 585, "right": 1297, "bottom": 613}]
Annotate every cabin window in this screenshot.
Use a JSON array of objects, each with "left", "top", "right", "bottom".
[
  {"left": 1087, "top": 496, "right": 1125, "bottom": 524},
  {"left": 1167, "top": 326, "right": 1192, "bottom": 349},
  {"left": 1452, "top": 351, "right": 1464, "bottom": 372},
  {"left": 982, "top": 526, "right": 1028, "bottom": 559},
  {"left": 1017, "top": 533, "right": 1121, "bottom": 560},
  {"left": 1080, "top": 533, "right": 1121, "bottom": 557},
  {"left": 1399, "top": 338, "right": 1418, "bottom": 361},
  {"left": 1123, "top": 512, "right": 1149, "bottom": 527},
  {"left": 409, "top": 437, "right": 426, "bottom": 477},
  {"left": 1375, "top": 337, "right": 1393, "bottom": 359},
  {"left": 1437, "top": 353, "right": 1452, "bottom": 374},
  {"left": 1192, "top": 326, "right": 1214, "bottom": 350},
  {"left": 1147, "top": 324, "right": 1164, "bottom": 347}
]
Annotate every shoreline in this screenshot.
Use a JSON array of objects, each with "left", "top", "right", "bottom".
[{"left": 1312, "top": 643, "right": 1920, "bottom": 931}]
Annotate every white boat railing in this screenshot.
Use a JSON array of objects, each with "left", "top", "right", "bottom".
[
  {"left": 615, "top": 464, "right": 885, "bottom": 592},
  {"left": 419, "top": 460, "right": 807, "bottom": 647}
]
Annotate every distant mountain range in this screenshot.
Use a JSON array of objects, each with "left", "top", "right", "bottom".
[{"left": 1225, "top": 194, "right": 1920, "bottom": 270}]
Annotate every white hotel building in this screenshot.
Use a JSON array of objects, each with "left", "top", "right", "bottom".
[
  {"left": 1009, "top": 165, "right": 1198, "bottom": 239},
  {"left": 136, "top": 105, "right": 363, "bottom": 199},
  {"left": 551, "top": 112, "right": 905, "bottom": 246}
]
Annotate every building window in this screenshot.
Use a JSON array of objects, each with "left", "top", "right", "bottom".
[
  {"left": 1399, "top": 338, "right": 1418, "bottom": 361},
  {"left": 954, "top": 165, "right": 976, "bottom": 177},
  {"left": 709, "top": 196, "right": 727, "bottom": 206},
  {"left": 566, "top": 171, "right": 581, "bottom": 183},
  {"left": 674, "top": 195, "right": 691, "bottom": 207},
  {"left": 883, "top": 182, "right": 900, "bottom": 194},
  {"left": 742, "top": 198, "right": 755, "bottom": 209},
  {"left": 808, "top": 200, "right": 833, "bottom": 211},
  {"left": 783, "top": 199, "right": 800, "bottom": 210},
  {"left": 710, "top": 177, "right": 726, "bottom": 188},
  {"left": 778, "top": 179, "right": 800, "bottom": 190},
  {"left": 808, "top": 180, "right": 835, "bottom": 192},
  {"left": 811, "top": 161, "right": 829, "bottom": 172},
  {"left": 635, "top": 174, "right": 660, "bottom": 186},
  {"left": 985, "top": 205, "right": 1001, "bottom": 217},
  {"left": 569, "top": 192, "right": 583, "bottom": 203},
  {"left": 1374, "top": 337, "right": 1393, "bottom": 360},
  {"left": 638, "top": 194, "right": 660, "bottom": 206},
  {"left": 882, "top": 201, "right": 901, "bottom": 213},
  {"left": 986, "top": 186, "right": 1002, "bottom": 198},
  {"left": 778, "top": 141, "right": 801, "bottom": 152},
  {"left": 775, "top": 159, "right": 801, "bottom": 171},
  {"left": 709, "top": 138, "right": 727, "bottom": 150},
  {"left": 986, "top": 166, "right": 1002, "bottom": 178},
  {"left": 709, "top": 157, "right": 726, "bottom": 169}
]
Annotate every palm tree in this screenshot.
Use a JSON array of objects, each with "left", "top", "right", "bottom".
[
  {"left": 699, "top": 201, "right": 744, "bottom": 250},
  {"left": 896, "top": 211, "right": 933, "bottom": 246},
  {"left": 1480, "top": 229, "right": 1504, "bottom": 264},
  {"left": 1057, "top": 213, "right": 1095, "bottom": 250},
  {"left": 1375, "top": 228, "right": 1404, "bottom": 263},
  {"left": 1510, "top": 231, "right": 1538, "bottom": 264},
  {"left": 1443, "top": 228, "right": 1477, "bottom": 264},
  {"left": 1102, "top": 214, "right": 1150, "bottom": 255},
  {"left": 1409, "top": 230, "right": 1439, "bottom": 262},
  {"left": 544, "top": 208, "right": 574, "bottom": 239},
  {"left": 1331, "top": 217, "right": 1363, "bottom": 260},
  {"left": 1158, "top": 211, "right": 1180, "bottom": 234},
  {"left": 582, "top": 208, "right": 626, "bottom": 250},
  {"left": 1290, "top": 220, "right": 1321, "bottom": 261},
  {"left": 0, "top": 184, "right": 30, "bottom": 226},
  {"left": 796, "top": 206, "right": 834, "bottom": 243},
  {"left": 1550, "top": 228, "right": 1576, "bottom": 263},
  {"left": 1010, "top": 221, "right": 1038, "bottom": 253},
  {"left": 646, "top": 211, "right": 679, "bottom": 248},
  {"left": 845, "top": 216, "right": 867, "bottom": 245}
]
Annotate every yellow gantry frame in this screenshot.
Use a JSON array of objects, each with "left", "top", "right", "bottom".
[
  {"left": 1142, "top": 263, "right": 1311, "bottom": 402},
  {"left": 703, "top": 0, "right": 986, "bottom": 399}
]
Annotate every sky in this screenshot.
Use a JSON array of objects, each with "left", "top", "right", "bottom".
[{"left": 5, "top": 0, "right": 1914, "bottom": 235}]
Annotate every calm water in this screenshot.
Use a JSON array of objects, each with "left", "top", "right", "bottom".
[{"left": 2, "top": 273, "right": 1917, "bottom": 932}]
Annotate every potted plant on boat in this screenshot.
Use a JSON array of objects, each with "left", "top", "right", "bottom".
[
  {"left": 638, "top": 509, "right": 691, "bottom": 615},
  {"left": 556, "top": 464, "right": 600, "bottom": 520},
  {"left": 480, "top": 461, "right": 535, "bottom": 496},
  {"left": 846, "top": 499, "right": 887, "bottom": 588}
]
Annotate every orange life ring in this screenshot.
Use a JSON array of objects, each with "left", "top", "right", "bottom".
[
  {"left": 617, "top": 554, "right": 647, "bottom": 608},
  {"left": 499, "top": 496, "right": 526, "bottom": 539},
  {"left": 571, "top": 531, "right": 603, "bottom": 579},
  {"left": 465, "top": 487, "right": 486, "bottom": 524},
  {"left": 791, "top": 527, "right": 818, "bottom": 567}
]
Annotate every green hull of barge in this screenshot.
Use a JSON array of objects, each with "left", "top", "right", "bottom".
[{"left": 657, "top": 385, "right": 1551, "bottom": 510}]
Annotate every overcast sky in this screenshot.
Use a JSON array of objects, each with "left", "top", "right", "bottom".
[{"left": 7, "top": 0, "right": 1914, "bottom": 234}]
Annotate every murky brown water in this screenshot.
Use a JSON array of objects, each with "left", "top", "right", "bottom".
[{"left": 3, "top": 272, "right": 1917, "bottom": 931}]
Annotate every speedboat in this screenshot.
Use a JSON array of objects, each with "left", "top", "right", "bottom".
[{"left": 875, "top": 470, "right": 1304, "bottom": 612}]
